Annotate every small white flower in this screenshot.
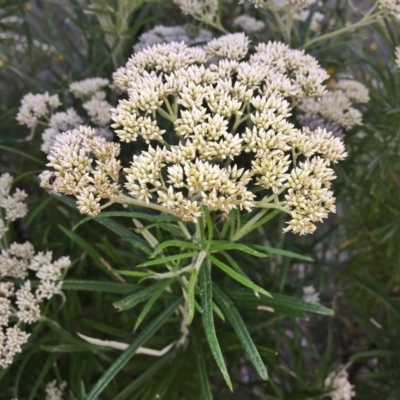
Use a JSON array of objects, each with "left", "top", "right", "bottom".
[
  {"left": 302, "top": 286, "right": 320, "bottom": 304},
  {"left": 325, "top": 366, "right": 356, "bottom": 400},
  {"left": 69, "top": 77, "right": 109, "bottom": 99}
]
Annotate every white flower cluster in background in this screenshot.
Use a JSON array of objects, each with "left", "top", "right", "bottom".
[
  {"left": 45, "top": 380, "right": 67, "bottom": 400},
  {"left": 133, "top": 25, "right": 213, "bottom": 53},
  {"left": 242, "top": 0, "right": 315, "bottom": 9},
  {"left": 0, "top": 31, "right": 56, "bottom": 54},
  {"left": 39, "top": 33, "right": 347, "bottom": 235},
  {"left": 292, "top": 10, "right": 324, "bottom": 32},
  {"left": 395, "top": 46, "right": 400, "bottom": 69},
  {"left": 233, "top": 15, "right": 265, "bottom": 33},
  {"left": 173, "top": 0, "right": 219, "bottom": 22},
  {"left": 325, "top": 366, "right": 356, "bottom": 400},
  {"left": 16, "top": 77, "right": 113, "bottom": 153},
  {"left": 298, "top": 78, "right": 369, "bottom": 135},
  {"left": 0, "top": 174, "right": 71, "bottom": 368},
  {"left": 302, "top": 285, "right": 320, "bottom": 304},
  {"left": 379, "top": 0, "right": 400, "bottom": 14},
  {"left": 16, "top": 93, "right": 61, "bottom": 129}
]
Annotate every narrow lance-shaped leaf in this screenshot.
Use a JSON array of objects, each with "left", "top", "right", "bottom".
[
  {"left": 188, "top": 250, "right": 207, "bottom": 324},
  {"left": 133, "top": 279, "right": 173, "bottom": 331},
  {"left": 191, "top": 329, "right": 213, "bottom": 400},
  {"left": 200, "top": 261, "right": 232, "bottom": 391},
  {"left": 86, "top": 297, "right": 182, "bottom": 400},
  {"left": 207, "top": 254, "right": 271, "bottom": 298},
  {"left": 113, "top": 280, "right": 170, "bottom": 311},
  {"left": 213, "top": 284, "right": 268, "bottom": 381}
]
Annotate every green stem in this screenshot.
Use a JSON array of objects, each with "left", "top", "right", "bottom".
[
  {"left": 231, "top": 209, "right": 268, "bottom": 242},
  {"left": 157, "top": 107, "right": 176, "bottom": 123},
  {"left": 123, "top": 195, "right": 178, "bottom": 217},
  {"left": 303, "top": 8, "right": 384, "bottom": 49}
]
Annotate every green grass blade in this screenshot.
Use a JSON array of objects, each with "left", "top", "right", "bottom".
[
  {"left": 147, "top": 350, "right": 183, "bottom": 399},
  {"left": 207, "top": 254, "right": 271, "bottom": 298},
  {"left": 113, "top": 356, "right": 170, "bottom": 400},
  {"left": 213, "top": 284, "right": 268, "bottom": 381},
  {"left": 113, "top": 281, "right": 170, "bottom": 311},
  {"left": 227, "top": 289, "right": 334, "bottom": 317},
  {"left": 200, "top": 262, "right": 232, "bottom": 391},
  {"left": 134, "top": 279, "right": 173, "bottom": 331},
  {"left": 136, "top": 252, "right": 197, "bottom": 268},
  {"left": 62, "top": 280, "right": 136, "bottom": 294},
  {"left": 252, "top": 245, "right": 314, "bottom": 262},
  {"left": 151, "top": 240, "right": 202, "bottom": 257},
  {"left": 0, "top": 145, "right": 44, "bottom": 165},
  {"left": 86, "top": 297, "right": 181, "bottom": 400},
  {"left": 191, "top": 329, "right": 213, "bottom": 400},
  {"left": 188, "top": 251, "right": 207, "bottom": 324},
  {"left": 209, "top": 242, "right": 268, "bottom": 258},
  {"left": 73, "top": 211, "right": 179, "bottom": 231}
]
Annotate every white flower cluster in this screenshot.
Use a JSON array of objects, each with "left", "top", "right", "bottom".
[
  {"left": 0, "top": 31, "right": 56, "bottom": 54},
  {"left": 233, "top": 15, "right": 266, "bottom": 33},
  {"left": 293, "top": 10, "right": 324, "bottom": 32},
  {"left": 69, "top": 77, "right": 109, "bottom": 99},
  {"left": 39, "top": 126, "right": 124, "bottom": 216},
  {"left": 298, "top": 78, "right": 369, "bottom": 133},
  {"left": 0, "top": 174, "right": 71, "bottom": 368},
  {"left": 395, "top": 46, "right": 400, "bottom": 69},
  {"left": 302, "top": 285, "right": 320, "bottom": 304},
  {"left": 45, "top": 380, "right": 67, "bottom": 400},
  {"left": 16, "top": 93, "right": 61, "bottom": 129},
  {"left": 0, "top": 173, "right": 28, "bottom": 231},
  {"left": 242, "top": 0, "right": 315, "bottom": 9},
  {"left": 133, "top": 25, "right": 213, "bottom": 53},
  {"left": 17, "top": 77, "right": 113, "bottom": 153},
  {"left": 325, "top": 367, "right": 356, "bottom": 400},
  {"left": 40, "top": 33, "right": 347, "bottom": 235},
  {"left": 173, "top": 0, "right": 219, "bottom": 21},
  {"left": 379, "top": 0, "right": 400, "bottom": 14}
]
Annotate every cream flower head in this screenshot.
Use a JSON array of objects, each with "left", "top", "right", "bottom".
[{"left": 40, "top": 33, "right": 347, "bottom": 235}]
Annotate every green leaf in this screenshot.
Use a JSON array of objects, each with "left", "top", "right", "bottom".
[
  {"left": 191, "top": 329, "right": 213, "bottom": 400},
  {"left": 62, "top": 280, "right": 136, "bottom": 294},
  {"left": 136, "top": 252, "right": 197, "bottom": 268},
  {"left": 0, "top": 145, "right": 44, "bottom": 165},
  {"left": 188, "top": 251, "right": 207, "bottom": 324},
  {"left": 207, "top": 255, "right": 271, "bottom": 298},
  {"left": 209, "top": 241, "right": 268, "bottom": 258},
  {"left": 213, "top": 284, "right": 268, "bottom": 381},
  {"left": 113, "top": 356, "right": 170, "bottom": 400},
  {"left": 227, "top": 289, "right": 334, "bottom": 317},
  {"left": 151, "top": 240, "right": 202, "bottom": 257},
  {"left": 28, "top": 355, "right": 57, "bottom": 400},
  {"left": 73, "top": 211, "right": 179, "bottom": 231},
  {"left": 147, "top": 350, "right": 183, "bottom": 399},
  {"left": 93, "top": 217, "right": 148, "bottom": 247},
  {"left": 41, "top": 344, "right": 108, "bottom": 353},
  {"left": 58, "top": 225, "right": 118, "bottom": 281},
  {"left": 350, "top": 350, "right": 400, "bottom": 362},
  {"left": 199, "top": 262, "right": 232, "bottom": 391},
  {"left": 252, "top": 244, "right": 314, "bottom": 262},
  {"left": 86, "top": 297, "right": 181, "bottom": 400},
  {"left": 112, "top": 270, "right": 155, "bottom": 278},
  {"left": 113, "top": 281, "right": 170, "bottom": 311},
  {"left": 231, "top": 209, "right": 280, "bottom": 241},
  {"left": 134, "top": 279, "right": 173, "bottom": 331}
]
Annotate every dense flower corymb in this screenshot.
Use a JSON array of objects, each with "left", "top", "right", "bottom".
[
  {"left": 325, "top": 367, "right": 356, "bottom": 400},
  {"left": 39, "top": 33, "right": 347, "bottom": 235},
  {"left": 0, "top": 174, "right": 71, "bottom": 368}
]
